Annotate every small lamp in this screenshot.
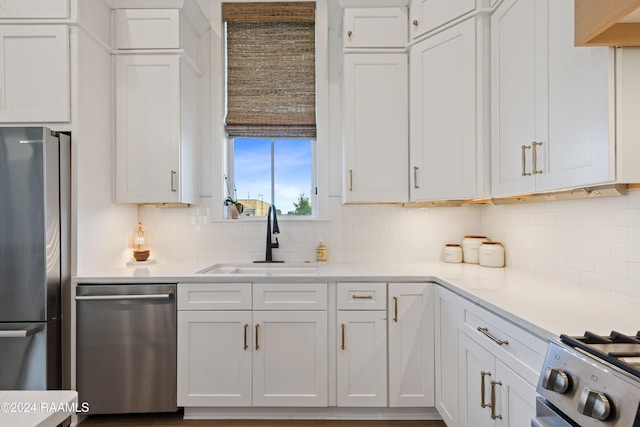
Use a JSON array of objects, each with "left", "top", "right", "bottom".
[{"left": 133, "top": 221, "right": 150, "bottom": 261}]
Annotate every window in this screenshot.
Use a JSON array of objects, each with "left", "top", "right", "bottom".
[
  {"left": 223, "top": 2, "right": 317, "bottom": 217},
  {"left": 231, "top": 138, "right": 315, "bottom": 216}
]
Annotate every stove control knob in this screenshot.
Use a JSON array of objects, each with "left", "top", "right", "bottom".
[
  {"left": 578, "top": 388, "right": 611, "bottom": 421},
  {"left": 542, "top": 367, "right": 570, "bottom": 393}
]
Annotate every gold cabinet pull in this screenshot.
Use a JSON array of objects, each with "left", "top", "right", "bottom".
[
  {"left": 490, "top": 380, "right": 503, "bottom": 419},
  {"left": 412, "top": 19, "right": 419, "bottom": 26},
  {"left": 349, "top": 169, "right": 353, "bottom": 191},
  {"left": 413, "top": 166, "right": 419, "bottom": 189},
  {"left": 477, "top": 327, "right": 509, "bottom": 346},
  {"left": 480, "top": 371, "right": 492, "bottom": 408},
  {"left": 243, "top": 324, "right": 249, "bottom": 350},
  {"left": 521, "top": 145, "right": 531, "bottom": 176},
  {"left": 352, "top": 294, "right": 373, "bottom": 300},
  {"left": 392, "top": 296, "right": 398, "bottom": 322},
  {"left": 255, "top": 324, "right": 260, "bottom": 350},
  {"left": 533, "top": 141, "right": 543, "bottom": 175},
  {"left": 170, "top": 170, "right": 177, "bottom": 192},
  {"left": 347, "top": 30, "right": 352, "bottom": 37},
  {"left": 341, "top": 323, "right": 346, "bottom": 350}
]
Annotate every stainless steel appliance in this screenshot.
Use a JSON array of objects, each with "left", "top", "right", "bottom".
[
  {"left": 75, "top": 284, "right": 177, "bottom": 414},
  {"left": 533, "top": 331, "right": 640, "bottom": 426},
  {"left": 0, "top": 127, "right": 70, "bottom": 390}
]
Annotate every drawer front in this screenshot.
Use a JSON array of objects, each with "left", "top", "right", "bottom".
[
  {"left": 337, "top": 282, "right": 387, "bottom": 310},
  {"left": 115, "top": 9, "right": 180, "bottom": 49},
  {"left": 343, "top": 8, "right": 407, "bottom": 48},
  {"left": 462, "top": 305, "right": 547, "bottom": 384},
  {"left": 178, "top": 283, "right": 251, "bottom": 310},
  {"left": 253, "top": 283, "right": 327, "bottom": 310}
]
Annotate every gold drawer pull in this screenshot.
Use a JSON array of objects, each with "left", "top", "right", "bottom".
[
  {"left": 480, "top": 371, "right": 491, "bottom": 409},
  {"left": 243, "top": 324, "right": 248, "bottom": 350},
  {"left": 491, "top": 380, "right": 503, "bottom": 420},
  {"left": 477, "top": 327, "right": 509, "bottom": 346},
  {"left": 352, "top": 294, "right": 373, "bottom": 300}
]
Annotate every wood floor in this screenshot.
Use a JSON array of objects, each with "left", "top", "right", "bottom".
[{"left": 79, "top": 412, "right": 446, "bottom": 427}]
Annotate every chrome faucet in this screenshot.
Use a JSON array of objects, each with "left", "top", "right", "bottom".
[{"left": 254, "top": 204, "right": 284, "bottom": 263}]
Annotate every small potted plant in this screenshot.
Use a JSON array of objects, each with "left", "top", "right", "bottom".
[
  {"left": 224, "top": 175, "right": 244, "bottom": 219},
  {"left": 224, "top": 196, "right": 244, "bottom": 219}
]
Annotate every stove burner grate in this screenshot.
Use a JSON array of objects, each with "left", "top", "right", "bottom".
[{"left": 560, "top": 331, "right": 640, "bottom": 379}]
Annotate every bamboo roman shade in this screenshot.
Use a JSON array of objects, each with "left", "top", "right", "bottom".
[{"left": 223, "top": 2, "right": 316, "bottom": 138}]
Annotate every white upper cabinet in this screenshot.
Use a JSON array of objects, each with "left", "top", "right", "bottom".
[
  {"left": 343, "top": 7, "right": 407, "bottom": 48},
  {"left": 409, "top": 0, "right": 476, "bottom": 39},
  {"left": 343, "top": 53, "right": 409, "bottom": 203},
  {"left": 114, "top": 9, "right": 181, "bottom": 49},
  {"left": 115, "top": 54, "right": 198, "bottom": 204},
  {"left": 491, "top": 0, "right": 613, "bottom": 197},
  {"left": 113, "top": 2, "right": 207, "bottom": 204},
  {"left": 0, "top": 0, "right": 68, "bottom": 19},
  {"left": 0, "top": 25, "right": 70, "bottom": 123},
  {"left": 410, "top": 16, "right": 487, "bottom": 201}
]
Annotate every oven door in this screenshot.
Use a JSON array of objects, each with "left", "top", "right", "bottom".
[{"left": 531, "top": 397, "right": 578, "bottom": 427}]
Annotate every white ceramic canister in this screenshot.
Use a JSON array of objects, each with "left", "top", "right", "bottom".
[
  {"left": 479, "top": 242, "right": 505, "bottom": 268},
  {"left": 461, "top": 235, "right": 489, "bottom": 264},
  {"left": 442, "top": 244, "right": 463, "bottom": 263}
]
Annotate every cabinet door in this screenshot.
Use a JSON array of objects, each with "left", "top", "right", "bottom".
[
  {"left": 252, "top": 311, "right": 328, "bottom": 407},
  {"left": 343, "top": 8, "right": 407, "bottom": 48},
  {"left": 0, "top": 0, "right": 68, "bottom": 18},
  {"left": 435, "top": 288, "right": 464, "bottom": 427},
  {"left": 535, "top": 0, "right": 612, "bottom": 191},
  {"left": 388, "top": 283, "right": 435, "bottom": 407},
  {"left": 343, "top": 53, "right": 408, "bottom": 203},
  {"left": 177, "top": 311, "right": 252, "bottom": 406},
  {"left": 490, "top": 0, "right": 538, "bottom": 197},
  {"left": 410, "top": 18, "right": 479, "bottom": 201},
  {"left": 115, "top": 54, "right": 182, "bottom": 203},
  {"left": 0, "top": 25, "right": 69, "bottom": 122},
  {"left": 337, "top": 310, "right": 387, "bottom": 407},
  {"left": 458, "top": 332, "right": 495, "bottom": 427},
  {"left": 409, "top": 0, "right": 476, "bottom": 39},
  {"left": 495, "top": 360, "right": 537, "bottom": 427}
]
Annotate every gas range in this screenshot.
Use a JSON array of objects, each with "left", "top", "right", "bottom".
[{"left": 534, "top": 331, "right": 640, "bottom": 427}]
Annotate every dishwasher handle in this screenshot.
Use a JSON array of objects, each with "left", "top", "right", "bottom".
[
  {"left": 75, "top": 293, "right": 173, "bottom": 301},
  {"left": 0, "top": 325, "right": 44, "bottom": 338}
]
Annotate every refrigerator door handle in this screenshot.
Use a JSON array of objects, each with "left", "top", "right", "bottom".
[
  {"left": 0, "top": 324, "right": 44, "bottom": 338},
  {"left": 75, "top": 294, "right": 173, "bottom": 301}
]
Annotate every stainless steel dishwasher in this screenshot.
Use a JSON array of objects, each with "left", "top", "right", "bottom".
[{"left": 76, "top": 283, "right": 177, "bottom": 414}]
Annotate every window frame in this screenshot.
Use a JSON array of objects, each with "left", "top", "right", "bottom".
[
  {"left": 213, "top": 0, "right": 329, "bottom": 221},
  {"left": 227, "top": 137, "right": 318, "bottom": 217}
]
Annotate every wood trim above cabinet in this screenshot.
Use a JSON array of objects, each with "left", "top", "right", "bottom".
[{"left": 576, "top": 0, "right": 640, "bottom": 46}]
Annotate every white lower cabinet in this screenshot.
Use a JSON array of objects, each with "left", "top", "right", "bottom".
[
  {"left": 336, "top": 282, "right": 388, "bottom": 407},
  {"left": 177, "top": 310, "right": 252, "bottom": 406},
  {"left": 436, "top": 286, "right": 545, "bottom": 427},
  {"left": 177, "top": 283, "right": 328, "bottom": 408},
  {"left": 252, "top": 310, "right": 328, "bottom": 407},
  {"left": 458, "top": 332, "right": 536, "bottom": 427},
  {"left": 388, "top": 283, "right": 435, "bottom": 407}
]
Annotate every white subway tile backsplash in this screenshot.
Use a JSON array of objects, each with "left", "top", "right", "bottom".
[{"left": 136, "top": 190, "right": 640, "bottom": 299}]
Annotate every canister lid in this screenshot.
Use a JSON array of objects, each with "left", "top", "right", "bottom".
[
  {"left": 445, "top": 243, "right": 461, "bottom": 247},
  {"left": 463, "top": 235, "right": 487, "bottom": 239},
  {"left": 481, "top": 241, "right": 502, "bottom": 245}
]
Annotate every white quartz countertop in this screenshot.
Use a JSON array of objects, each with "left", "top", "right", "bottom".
[
  {"left": 0, "top": 390, "right": 78, "bottom": 427},
  {"left": 74, "top": 261, "right": 640, "bottom": 341}
]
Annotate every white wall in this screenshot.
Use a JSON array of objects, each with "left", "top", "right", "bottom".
[
  {"left": 480, "top": 191, "right": 640, "bottom": 299},
  {"left": 74, "top": 0, "right": 137, "bottom": 274}
]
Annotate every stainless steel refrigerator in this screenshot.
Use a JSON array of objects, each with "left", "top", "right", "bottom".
[{"left": 0, "top": 127, "right": 70, "bottom": 390}]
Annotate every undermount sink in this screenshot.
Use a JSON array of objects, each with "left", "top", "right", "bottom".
[{"left": 197, "top": 263, "right": 320, "bottom": 275}]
